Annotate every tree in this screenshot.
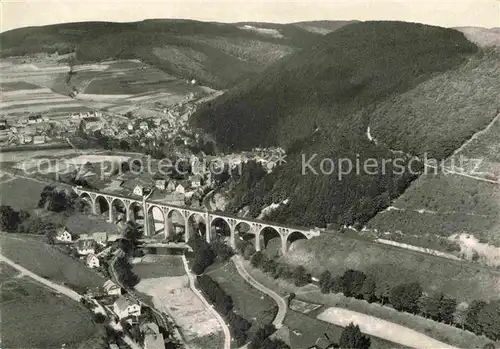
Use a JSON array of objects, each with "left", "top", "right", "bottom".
[
  {"left": 361, "top": 276, "right": 377, "bottom": 303},
  {"left": 114, "top": 255, "right": 140, "bottom": 288},
  {"left": 123, "top": 221, "right": 142, "bottom": 244},
  {"left": 330, "top": 275, "right": 343, "bottom": 294},
  {"left": 293, "top": 266, "right": 310, "bottom": 287},
  {"left": 341, "top": 270, "right": 366, "bottom": 298},
  {"left": 464, "top": 300, "right": 487, "bottom": 334},
  {"left": 477, "top": 300, "right": 500, "bottom": 340},
  {"left": 339, "top": 323, "right": 371, "bottom": 349},
  {"left": 389, "top": 282, "right": 422, "bottom": 313},
  {"left": 0, "top": 205, "right": 21, "bottom": 231},
  {"left": 251, "top": 251, "right": 266, "bottom": 268},
  {"left": 319, "top": 270, "right": 333, "bottom": 294},
  {"left": 191, "top": 240, "right": 216, "bottom": 274}
]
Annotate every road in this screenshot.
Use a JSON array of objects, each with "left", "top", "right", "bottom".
[
  {"left": 181, "top": 255, "right": 232, "bottom": 349},
  {"left": 0, "top": 253, "right": 142, "bottom": 349},
  {"left": 0, "top": 253, "right": 82, "bottom": 301},
  {"left": 232, "top": 255, "right": 287, "bottom": 328}
]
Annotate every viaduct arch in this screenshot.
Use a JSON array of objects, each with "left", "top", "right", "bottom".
[{"left": 73, "top": 187, "right": 320, "bottom": 254}]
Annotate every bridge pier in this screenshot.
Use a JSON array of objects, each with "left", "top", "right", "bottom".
[
  {"left": 255, "top": 232, "right": 262, "bottom": 252},
  {"left": 108, "top": 206, "right": 114, "bottom": 223},
  {"left": 164, "top": 212, "right": 170, "bottom": 240},
  {"left": 184, "top": 219, "right": 190, "bottom": 243},
  {"left": 281, "top": 237, "right": 288, "bottom": 255},
  {"left": 126, "top": 206, "right": 132, "bottom": 223}
]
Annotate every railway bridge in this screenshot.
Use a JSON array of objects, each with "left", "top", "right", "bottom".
[{"left": 73, "top": 187, "right": 320, "bottom": 254}]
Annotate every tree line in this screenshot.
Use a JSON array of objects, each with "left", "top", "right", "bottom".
[
  {"left": 0, "top": 205, "right": 60, "bottom": 244},
  {"left": 248, "top": 249, "right": 500, "bottom": 342}
]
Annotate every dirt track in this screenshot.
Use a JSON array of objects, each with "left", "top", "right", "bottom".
[{"left": 317, "top": 307, "right": 459, "bottom": 349}]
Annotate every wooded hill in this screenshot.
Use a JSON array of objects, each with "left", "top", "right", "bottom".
[
  {"left": 193, "top": 21, "right": 487, "bottom": 227},
  {"left": 0, "top": 20, "right": 352, "bottom": 89}
]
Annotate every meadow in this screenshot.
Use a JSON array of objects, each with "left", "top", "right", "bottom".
[
  {"left": 283, "top": 233, "right": 500, "bottom": 302},
  {"left": 1, "top": 273, "right": 101, "bottom": 348},
  {"left": 207, "top": 261, "right": 277, "bottom": 338},
  {"left": 0, "top": 234, "right": 105, "bottom": 291},
  {"left": 133, "top": 255, "right": 187, "bottom": 279}
]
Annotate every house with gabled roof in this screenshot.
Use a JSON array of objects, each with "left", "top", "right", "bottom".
[
  {"left": 56, "top": 226, "right": 73, "bottom": 242},
  {"left": 86, "top": 253, "right": 100, "bottom": 268},
  {"left": 103, "top": 280, "right": 121, "bottom": 296},
  {"left": 113, "top": 295, "right": 141, "bottom": 319}
]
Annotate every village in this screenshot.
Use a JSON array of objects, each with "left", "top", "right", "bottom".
[{"left": 50, "top": 225, "right": 180, "bottom": 349}]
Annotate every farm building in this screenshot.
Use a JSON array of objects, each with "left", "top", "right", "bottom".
[
  {"left": 113, "top": 296, "right": 141, "bottom": 319},
  {"left": 104, "top": 280, "right": 122, "bottom": 296},
  {"left": 86, "top": 254, "right": 100, "bottom": 268},
  {"left": 56, "top": 227, "right": 73, "bottom": 242}
]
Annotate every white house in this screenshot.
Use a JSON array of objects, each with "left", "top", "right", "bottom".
[
  {"left": 139, "top": 122, "right": 149, "bottom": 131},
  {"left": 166, "top": 181, "right": 177, "bottom": 192},
  {"left": 33, "top": 135, "right": 45, "bottom": 145},
  {"left": 92, "top": 232, "right": 108, "bottom": 246},
  {"left": 103, "top": 280, "right": 122, "bottom": 296},
  {"left": 175, "top": 183, "right": 187, "bottom": 195},
  {"left": 127, "top": 122, "right": 134, "bottom": 131},
  {"left": 155, "top": 180, "right": 167, "bottom": 191},
  {"left": 76, "top": 239, "right": 95, "bottom": 255},
  {"left": 113, "top": 296, "right": 141, "bottom": 319},
  {"left": 190, "top": 174, "right": 202, "bottom": 188},
  {"left": 141, "top": 322, "right": 164, "bottom": 349},
  {"left": 133, "top": 184, "right": 145, "bottom": 196},
  {"left": 86, "top": 254, "right": 100, "bottom": 268},
  {"left": 144, "top": 333, "right": 164, "bottom": 349},
  {"left": 56, "top": 227, "right": 73, "bottom": 242}
]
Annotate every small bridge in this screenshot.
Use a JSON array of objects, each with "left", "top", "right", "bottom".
[{"left": 73, "top": 187, "right": 320, "bottom": 254}]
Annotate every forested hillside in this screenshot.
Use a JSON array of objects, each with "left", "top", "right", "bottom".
[
  {"left": 193, "top": 21, "right": 485, "bottom": 227},
  {"left": 0, "top": 20, "right": 338, "bottom": 88}
]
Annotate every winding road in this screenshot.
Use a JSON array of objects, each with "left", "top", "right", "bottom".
[{"left": 232, "top": 255, "right": 287, "bottom": 328}]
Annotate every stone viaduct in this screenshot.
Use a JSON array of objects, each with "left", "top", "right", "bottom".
[{"left": 73, "top": 187, "right": 320, "bottom": 254}]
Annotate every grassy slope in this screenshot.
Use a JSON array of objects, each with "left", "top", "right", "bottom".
[
  {"left": 0, "top": 19, "right": 324, "bottom": 89},
  {"left": 1, "top": 274, "right": 101, "bottom": 348},
  {"left": 282, "top": 233, "right": 500, "bottom": 302},
  {"left": 367, "top": 110, "right": 500, "bottom": 246},
  {"left": 0, "top": 234, "right": 105, "bottom": 290}
]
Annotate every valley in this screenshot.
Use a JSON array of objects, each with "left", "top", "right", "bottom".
[{"left": 1, "top": 15, "right": 499, "bottom": 349}]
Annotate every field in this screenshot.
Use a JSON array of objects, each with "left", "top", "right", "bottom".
[
  {"left": 242, "top": 259, "right": 497, "bottom": 349},
  {"left": 207, "top": 261, "right": 277, "bottom": 337},
  {"left": 1, "top": 272, "right": 101, "bottom": 348},
  {"left": 0, "top": 176, "right": 49, "bottom": 210},
  {"left": 283, "top": 234, "right": 500, "bottom": 302},
  {"left": 133, "top": 255, "right": 187, "bottom": 278},
  {"left": 0, "top": 59, "right": 96, "bottom": 119},
  {"left": 0, "top": 56, "right": 212, "bottom": 126},
  {"left": 0, "top": 234, "right": 105, "bottom": 291},
  {"left": 0, "top": 261, "right": 21, "bottom": 282},
  {"left": 135, "top": 264, "right": 223, "bottom": 349}
]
